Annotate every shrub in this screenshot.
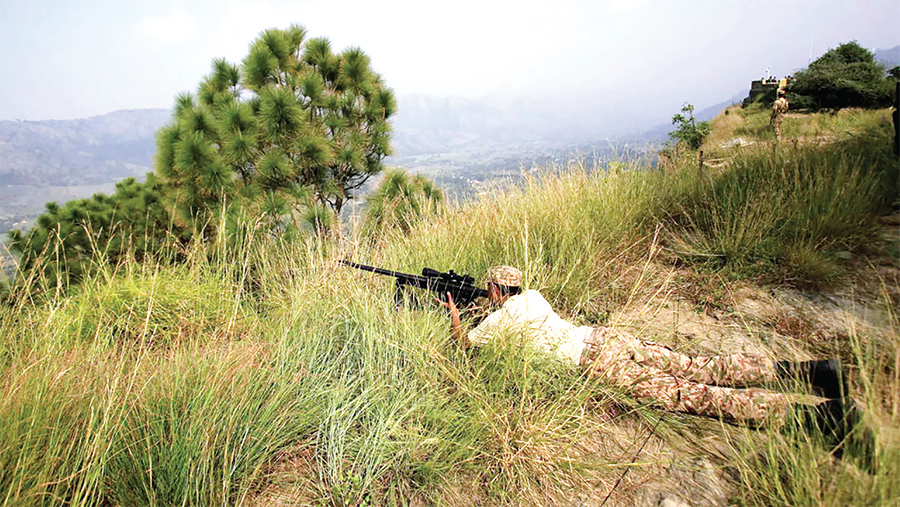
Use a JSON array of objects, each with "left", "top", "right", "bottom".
[{"left": 790, "top": 41, "right": 894, "bottom": 111}]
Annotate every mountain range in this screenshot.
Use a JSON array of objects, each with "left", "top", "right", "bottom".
[
  {"left": 0, "top": 94, "right": 660, "bottom": 233},
  {"left": 0, "top": 109, "right": 171, "bottom": 187}
]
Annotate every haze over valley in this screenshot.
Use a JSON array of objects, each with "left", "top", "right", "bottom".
[{"left": 0, "top": 90, "right": 728, "bottom": 234}]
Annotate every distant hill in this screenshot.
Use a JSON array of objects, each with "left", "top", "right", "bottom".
[
  {"left": 0, "top": 108, "right": 171, "bottom": 186},
  {"left": 876, "top": 45, "right": 900, "bottom": 68},
  {"left": 392, "top": 94, "right": 561, "bottom": 156},
  {"left": 0, "top": 100, "right": 638, "bottom": 233},
  {"left": 0, "top": 108, "right": 173, "bottom": 234},
  {"left": 0, "top": 93, "right": 710, "bottom": 234}
]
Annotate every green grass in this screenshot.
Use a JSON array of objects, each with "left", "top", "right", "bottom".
[
  {"left": 1, "top": 107, "right": 898, "bottom": 505},
  {"left": 1, "top": 247, "right": 643, "bottom": 505},
  {"left": 729, "top": 299, "right": 900, "bottom": 507},
  {"left": 666, "top": 107, "right": 897, "bottom": 286}
]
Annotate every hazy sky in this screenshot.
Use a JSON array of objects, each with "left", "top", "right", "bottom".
[{"left": 1, "top": 0, "right": 898, "bottom": 124}]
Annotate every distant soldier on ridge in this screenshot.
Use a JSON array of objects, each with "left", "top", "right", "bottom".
[{"left": 771, "top": 84, "right": 789, "bottom": 141}]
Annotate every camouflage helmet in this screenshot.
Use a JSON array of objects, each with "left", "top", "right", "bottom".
[{"left": 488, "top": 266, "right": 523, "bottom": 288}]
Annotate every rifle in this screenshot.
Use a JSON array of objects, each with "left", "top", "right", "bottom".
[{"left": 339, "top": 260, "right": 488, "bottom": 308}]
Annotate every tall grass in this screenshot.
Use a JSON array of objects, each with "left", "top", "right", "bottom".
[
  {"left": 663, "top": 114, "right": 898, "bottom": 285},
  {"left": 374, "top": 161, "right": 675, "bottom": 323},
  {"left": 728, "top": 291, "right": 900, "bottom": 507},
  {"left": 1, "top": 349, "right": 130, "bottom": 506},
  {"left": 1, "top": 107, "right": 897, "bottom": 505},
  {"left": 1, "top": 235, "right": 644, "bottom": 505}
]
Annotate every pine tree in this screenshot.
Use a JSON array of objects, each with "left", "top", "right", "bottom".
[
  {"left": 154, "top": 25, "right": 396, "bottom": 237},
  {"left": 7, "top": 25, "right": 395, "bottom": 294},
  {"left": 7, "top": 175, "right": 177, "bottom": 290},
  {"left": 362, "top": 169, "right": 444, "bottom": 236}
]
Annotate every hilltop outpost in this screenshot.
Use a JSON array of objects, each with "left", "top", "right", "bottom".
[{"left": 742, "top": 75, "right": 788, "bottom": 107}]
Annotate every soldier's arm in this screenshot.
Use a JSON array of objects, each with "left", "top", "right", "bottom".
[{"left": 439, "top": 293, "right": 470, "bottom": 349}]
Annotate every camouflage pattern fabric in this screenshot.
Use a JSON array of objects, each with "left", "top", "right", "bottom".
[
  {"left": 582, "top": 327, "right": 791, "bottom": 424},
  {"left": 489, "top": 265, "right": 523, "bottom": 287},
  {"left": 771, "top": 96, "right": 789, "bottom": 140}
]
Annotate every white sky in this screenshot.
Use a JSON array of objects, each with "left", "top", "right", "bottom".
[{"left": 0, "top": 0, "right": 898, "bottom": 124}]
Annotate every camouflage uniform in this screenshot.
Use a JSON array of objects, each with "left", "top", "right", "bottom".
[
  {"left": 581, "top": 327, "right": 791, "bottom": 424},
  {"left": 771, "top": 90, "right": 789, "bottom": 141},
  {"left": 465, "top": 267, "right": 794, "bottom": 425}
]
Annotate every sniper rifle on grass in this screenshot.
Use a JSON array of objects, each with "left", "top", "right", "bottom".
[{"left": 339, "top": 260, "right": 488, "bottom": 308}]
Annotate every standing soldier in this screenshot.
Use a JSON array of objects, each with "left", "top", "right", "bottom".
[
  {"left": 440, "top": 266, "right": 873, "bottom": 464},
  {"left": 771, "top": 88, "right": 789, "bottom": 141}
]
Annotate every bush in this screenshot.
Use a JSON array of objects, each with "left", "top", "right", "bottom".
[
  {"left": 790, "top": 41, "right": 894, "bottom": 111},
  {"left": 361, "top": 169, "right": 444, "bottom": 238},
  {"left": 669, "top": 103, "right": 712, "bottom": 151},
  {"left": 6, "top": 175, "right": 182, "bottom": 294}
]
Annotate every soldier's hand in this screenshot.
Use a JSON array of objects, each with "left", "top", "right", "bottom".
[{"left": 437, "top": 292, "right": 459, "bottom": 316}]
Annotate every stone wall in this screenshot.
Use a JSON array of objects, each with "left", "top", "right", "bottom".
[{"left": 742, "top": 79, "right": 779, "bottom": 108}]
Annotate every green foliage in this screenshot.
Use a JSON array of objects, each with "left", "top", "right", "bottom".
[
  {"left": 731, "top": 307, "right": 900, "bottom": 506},
  {"left": 669, "top": 103, "right": 712, "bottom": 151},
  {"left": 361, "top": 168, "right": 444, "bottom": 237},
  {"left": 377, "top": 160, "right": 662, "bottom": 322},
  {"left": 790, "top": 41, "right": 894, "bottom": 111},
  {"left": 6, "top": 175, "right": 180, "bottom": 292},
  {"left": 0, "top": 249, "right": 614, "bottom": 505},
  {"left": 2, "top": 108, "right": 898, "bottom": 505},
  {"left": 302, "top": 201, "right": 337, "bottom": 235},
  {"left": 155, "top": 24, "right": 396, "bottom": 237},
  {"left": 0, "top": 351, "right": 126, "bottom": 506},
  {"left": 664, "top": 111, "right": 898, "bottom": 286},
  {"left": 53, "top": 264, "right": 251, "bottom": 348},
  {"left": 104, "top": 353, "right": 315, "bottom": 506},
  {"left": 888, "top": 65, "right": 900, "bottom": 80},
  {"left": 6, "top": 25, "right": 395, "bottom": 297}
]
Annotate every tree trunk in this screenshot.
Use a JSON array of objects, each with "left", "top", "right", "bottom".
[{"left": 698, "top": 150, "right": 704, "bottom": 181}]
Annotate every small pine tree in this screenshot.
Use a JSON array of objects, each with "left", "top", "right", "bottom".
[
  {"left": 669, "top": 103, "right": 711, "bottom": 151},
  {"left": 362, "top": 169, "right": 444, "bottom": 237}
]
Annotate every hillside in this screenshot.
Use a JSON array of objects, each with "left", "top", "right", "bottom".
[
  {"left": 875, "top": 45, "right": 900, "bottom": 68},
  {"left": 1, "top": 103, "right": 897, "bottom": 506},
  {"left": 0, "top": 109, "right": 171, "bottom": 232},
  {"left": 0, "top": 108, "right": 170, "bottom": 186},
  {"left": 0, "top": 93, "right": 727, "bottom": 234}
]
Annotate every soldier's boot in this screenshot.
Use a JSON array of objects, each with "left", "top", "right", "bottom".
[
  {"left": 794, "top": 398, "right": 877, "bottom": 473},
  {"left": 776, "top": 359, "right": 848, "bottom": 399}
]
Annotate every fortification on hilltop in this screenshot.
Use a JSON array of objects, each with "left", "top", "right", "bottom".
[{"left": 742, "top": 71, "right": 791, "bottom": 108}]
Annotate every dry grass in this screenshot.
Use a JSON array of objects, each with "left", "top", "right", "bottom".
[{"left": 1, "top": 107, "right": 898, "bottom": 506}]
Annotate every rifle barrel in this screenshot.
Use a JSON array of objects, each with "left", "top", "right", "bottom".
[{"left": 339, "top": 259, "right": 410, "bottom": 279}]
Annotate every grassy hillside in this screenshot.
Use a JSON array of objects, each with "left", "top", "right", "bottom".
[{"left": 1, "top": 106, "right": 898, "bottom": 506}]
